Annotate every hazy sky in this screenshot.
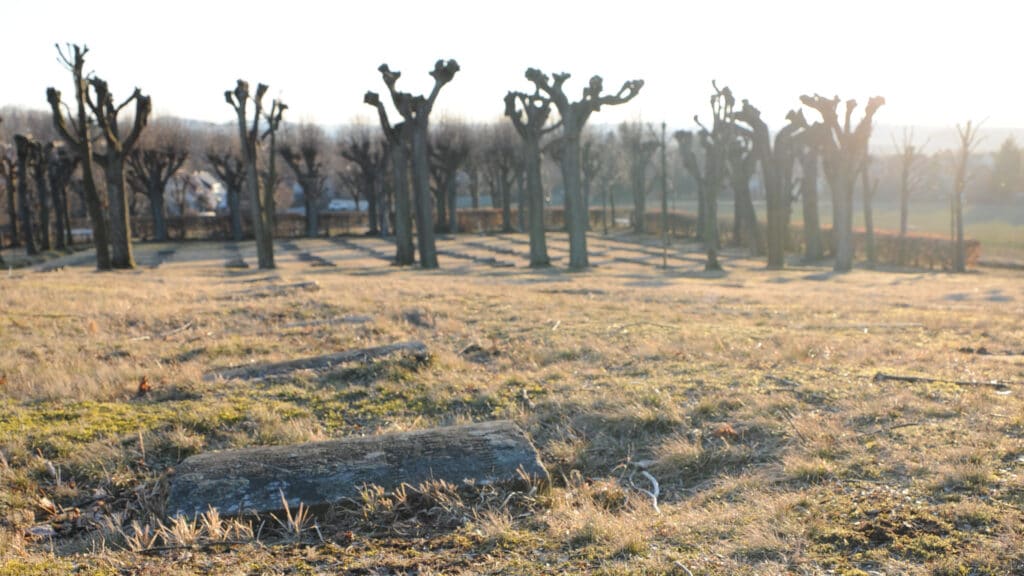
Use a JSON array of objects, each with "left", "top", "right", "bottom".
[{"left": 4, "top": 0, "right": 1019, "bottom": 132}]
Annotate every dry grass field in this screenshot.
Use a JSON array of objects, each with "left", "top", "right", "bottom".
[{"left": 1, "top": 232, "right": 1023, "bottom": 575}]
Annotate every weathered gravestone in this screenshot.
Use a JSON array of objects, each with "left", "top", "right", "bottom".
[{"left": 165, "top": 420, "right": 548, "bottom": 518}]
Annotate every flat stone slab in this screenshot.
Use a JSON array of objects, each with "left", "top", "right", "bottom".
[{"left": 165, "top": 420, "right": 549, "bottom": 518}]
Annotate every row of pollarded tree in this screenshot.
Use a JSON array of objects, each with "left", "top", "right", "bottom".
[{"left": 1, "top": 43, "right": 982, "bottom": 273}]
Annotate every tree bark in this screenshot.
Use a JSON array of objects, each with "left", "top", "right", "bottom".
[
  {"left": 151, "top": 181, "right": 168, "bottom": 242},
  {"left": 561, "top": 132, "right": 589, "bottom": 269},
  {"left": 524, "top": 140, "right": 549, "bottom": 267},
  {"left": 861, "top": 161, "right": 876, "bottom": 268},
  {"left": 166, "top": 420, "right": 549, "bottom": 519},
  {"left": 411, "top": 124, "right": 438, "bottom": 268},
  {"left": 800, "top": 150, "right": 823, "bottom": 261},
  {"left": 447, "top": 169, "right": 458, "bottom": 234},
  {"left": 14, "top": 136, "right": 37, "bottom": 255},
  {"left": 4, "top": 165, "right": 17, "bottom": 248},
  {"left": 32, "top": 153, "right": 51, "bottom": 251},
  {"left": 392, "top": 141, "right": 414, "bottom": 264},
  {"left": 102, "top": 155, "right": 135, "bottom": 268}
]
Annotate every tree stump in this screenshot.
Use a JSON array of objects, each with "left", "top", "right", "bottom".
[{"left": 165, "top": 420, "right": 549, "bottom": 518}]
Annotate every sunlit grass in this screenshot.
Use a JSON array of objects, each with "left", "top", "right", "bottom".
[{"left": 1, "top": 235, "right": 1023, "bottom": 574}]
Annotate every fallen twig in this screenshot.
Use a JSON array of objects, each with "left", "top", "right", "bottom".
[
  {"left": 873, "top": 371, "right": 1014, "bottom": 390},
  {"left": 629, "top": 468, "right": 661, "bottom": 514}
]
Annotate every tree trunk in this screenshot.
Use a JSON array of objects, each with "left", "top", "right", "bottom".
[
  {"left": 304, "top": 176, "right": 319, "bottom": 237},
  {"left": 469, "top": 167, "right": 479, "bottom": 209},
  {"left": 244, "top": 155, "right": 273, "bottom": 268},
  {"left": 516, "top": 170, "right": 526, "bottom": 232},
  {"left": 5, "top": 180, "right": 17, "bottom": 248},
  {"left": 52, "top": 179, "right": 67, "bottom": 251},
  {"left": 525, "top": 139, "right": 549, "bottom": 267},
  {"left": 694, "top": 179, "right": 706, "bottom": 242},
  {"left": 392, "top": 143, "right": 414, "bottom": 265},
  {"left": 166, "top": 420, "right": 549, "bottom": 519},
  {"left": 601, "top": 180, "right": 608, "bottom": 235},
  {"left": 561, "top": 134, "right": 588, "bottom": 270},
  {"left": 366, "top": 174, "right": 380, "bottom": 235},
  {"left": 103, "top": 156, "right": 135, "bottom": 268},
  {"left": 610, "top": 183, "right": 617, "bottom": 232},
  {"left": 148, "top": 174, "right": 169, "bottom": 242},
  {"left": 377, "top": 174, "right": 390, "bottom": 237},
  {"left": 898, "top": 172, "right": 909, "bottom": 266},
  {"left": 501, "top": 174, "right": 512, "bottom": 232},
  {"left": 447, "top": 170, "right": 458, "bottom": 234},
  {"left": 14, "top": 139, "right": 37, "bottom": 256},
  {"left": 703, "top": 149, "right": 723, "bottom": 271},
  {"left": 731, "top": 172, "right": 761, "bottom": 256},
  {"left": 411, "top": 124, "right": 438, "bottom": 269},
  {"left": 434, "top": 184, "right": 448, "bottom": 232},
  {"left": 33, "top": 164, "right": 51, "bottom": 251},
  {"left": 833, "top": 165, "right": 855, "bottom": 272},
  {"left": 800, "top": 152, "right": 823, "bottom": 261},
  {"left": 631, "top": 163, "right": 645, "bottom": 234},
  {"left": 227, "top": 187, "right": 242, "bottom": 242},
  {"left": 861, "top": 165, "right": 876, "bottom": 268},
  {"left": 233, "top": 97, "right": 274, "bottom": 269}
]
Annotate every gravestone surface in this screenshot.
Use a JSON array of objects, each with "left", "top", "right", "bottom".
[{"left": 166, "top": 420, "right": 548, "bottom": 518}]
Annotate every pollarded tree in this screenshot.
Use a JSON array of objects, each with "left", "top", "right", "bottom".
[
  {"left": 800, "top": 93, "right": 884, "bottom": 272},
  {"left": 581, "top": 129, "right": 610, "bottom": 231},
  {"left": 46, "top": 44, "right": 111, "bottom": 270},
  {"left": 429, "top": 119, "right": 471, "bottom": 234},
  {"left": 339, "top": 128, "right": 386, "bottom": 236},
  {"left": 46, "top": 142, "right": 78, "bottom": 250},
  {"left": 892, "top": 129, "right": 927, "bottom": 265},
  {"left": 13, "top": 135, "right": 38, "bottom": 255},
  {"left": 618, "top": 121, "right": 659, "bottom": 234},
  {"left": 27, "top": 138, "right": 53, "bottom": 251},
  {"left": 505, "top": 90, "right": 560, "bottom": 266},
  {"left": 675, "top": 130, "right": 705, "bottom": 239},
  {"left": 86, "top": 77, "right": 151, "bottom": 269},
  {"left": 127, "top": 119, "right": 189, "bottom": 242},
  {"left": 225, "top": 80, "right": 277, "bottom": 269},
  {"left": 206, "top": 144, "right": 245, "bottom": 242},
  {"left": 480, "top": 124, "right": 522, "bottom": 233},
  {"left": 797, "top": 122, "right": 826, "bottom": 262},
  {"left": 280, "top": 122, "right": 327, "bottom": 238},
  {"left": 860, "top": 155, "right": 879, "bottom": 267},
  {"left": 524, "top": 68, "right": 643, "bottom": 269},
  {"left": 261, "top": 99, "right": 286, "bottom": 235},
  {"left": 726, "top": 127, "right": 761, "bottom": 255},
  {"left": 952, "top": 120, "right": 981, "bottom": 272},
  {"left": 372, "top": 60, "right": 459, "bottom": 269},
  {"left": 364, "top": 92, "right": 413, "bottom": 264},
  {"left": 0, "top": 141, "right": 17, "bottom": 249},
  {"left": 683, "top": 82, "right": 736, "bottom": 272},
  {"left": 734, "top": 102, "right": 806, "bottom": 269}
]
